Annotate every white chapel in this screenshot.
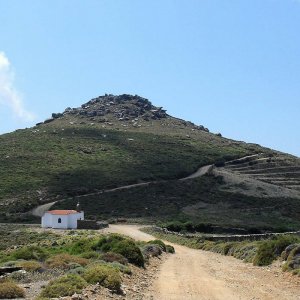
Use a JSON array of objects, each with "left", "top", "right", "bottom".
[{"left": 41, "top": 202, "right": 84, "bottom": 229}]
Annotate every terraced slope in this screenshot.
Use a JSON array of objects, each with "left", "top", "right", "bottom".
[{"left": 222, "top": 154, "right": 300, "bottom": 191}]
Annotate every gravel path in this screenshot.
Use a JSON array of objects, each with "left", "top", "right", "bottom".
[{"left": 106, "top": 224, "right": 300, "bottom": 300}]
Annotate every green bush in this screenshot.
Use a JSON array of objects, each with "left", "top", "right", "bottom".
[
  {"left": 166, "top": 245, "right": 175, "bottom": 254},
  {"left": 83, "top": 265, "right": 121, "bottom": 292},
  {"left": 112, "top": 240, "right": 144, "bottom": 267},
  {"left": 142, "top": 244, "right": 162, "bottom": 257},
  {"left": 147, "top": 240, "right": 166, "bottom": 252},
  {"left": 283, "top": 245, "right": 300, "bottom": 273},
  {"left": 93, "top": 234, "right": 144, "bottom": 267},
  {"left": 67, "top": 238, "right": 96, "bottom": 255},
  {"left": 253, "top": 236, "right": 299, "bottom": 266},
  {"left": 40, "top": 274, "right": 87, "bottom": 298},
  {"left": 0, "top": 281, "right": 25, "bottom": 299},
  {"left": 12, "top": 246, "right": 48, "bottom": 261}
]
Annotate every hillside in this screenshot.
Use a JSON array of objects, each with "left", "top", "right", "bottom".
[{"left": 0, "top": 94, "right": 299, "bottom": 231}]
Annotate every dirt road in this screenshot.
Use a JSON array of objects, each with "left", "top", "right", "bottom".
[{"left": 107, "top": 224, "right": 300, "bottom": 300}]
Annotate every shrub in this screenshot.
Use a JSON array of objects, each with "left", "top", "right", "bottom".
[
  {"left": 147, "top": 240, "right": 166, "bottom": 252},
  {"left": 283, "top": 245, "right": 300, "bottom": 273},
  {"left": 253, "top": 236, "right": 299, "bottom": 266},
  {"left": 93, "top": 234, "right": 144, "bottom": 267},
  {"left": 8, "top": 271, "right": 27, "bottom": 282},
  {"left": 67, "top": 238, "right": 96, "bottom": 255},
  {"left": 18, "top": 261, "right": 42, "bottom": 272},
  {"left": 12, "top": 246, "right": 48, "bottom": 261},
  {"left": 109, "top": 262, "right": 131, "bottom": 275},
  {"left": 166, "top": 245, "right": 175, "bottom": 253},
  {"left": 83, "top": 265, "right": 121, "bottom": 292},
  {"left": 142, "top": 244, "right": 162, "bottom": 257},
  {"left": 46, "top": 254, "right": 89, "bottom": 269},
  {"left": 40, "top": 274, "right": 87, "bottom": 298},
  {"left": 100, "top": 252, "right": 128, "bottom": 265},
  {"left": 0, "top": 281, "right": 25, "bottom": 299},
  {"left": 281, "top": 244, "right": 299, "bottom": 261},
  {"left": 112, "top": 240, "right": 144, "bottom": 267}
]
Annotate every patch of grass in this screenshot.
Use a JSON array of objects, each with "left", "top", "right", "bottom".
[
  {"left": 0, "top": 224, "right": 59, "bottom": 251},
  {"left": 0, "top": 281, "right": 25, "bottom": 299},
  {"left": 40, "top": 274, "right": 87, "bottom": 298},
  {"left": 83, "top": 264, "right": 121, "bottom": 292},
  {"left": 11, "top": 246, "right": 48, "bottom": 261}
]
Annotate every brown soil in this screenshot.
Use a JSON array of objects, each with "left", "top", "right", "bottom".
[{"left": 106, "top": 224, "right": 300, "bottom": 300}]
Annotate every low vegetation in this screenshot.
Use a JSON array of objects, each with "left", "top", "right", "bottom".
[
  {"left": 40, "top": 274, "right": 87, "bottom": 298},
  {"left": 83, "top": 264, "right": 121, "bottom": 292},
  {"left": 144, "top": 227, "right": 300, "bottom": 276},
  {"left": 0, "top": 281, "right": 25, "bottom": 299},
  {"left": 92, "top": 234, "right": 145, "bottom": 267},
  {"left": 0, "top": 225, "right": 172, "bottom": 299}
]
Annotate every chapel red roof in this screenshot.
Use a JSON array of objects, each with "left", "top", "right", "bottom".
[{"left": 46, "top": 210, "right": 79, "bottom": 215}]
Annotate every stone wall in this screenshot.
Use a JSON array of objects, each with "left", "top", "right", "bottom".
[
  {"left": 152, "top": 226, "right": 300, "bottom": 242},
  {"left": 77, "top": 220, "right": 108, "bottom": 230}
]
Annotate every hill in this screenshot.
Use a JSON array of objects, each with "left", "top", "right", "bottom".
[{"left": 0, "top": 94, "right": 299, "bottom": 231}]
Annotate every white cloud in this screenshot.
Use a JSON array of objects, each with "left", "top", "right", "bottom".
[{"left": 0, "top": 52, "right": 35, "bottom": 122}]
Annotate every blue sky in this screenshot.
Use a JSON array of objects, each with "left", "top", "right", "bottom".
[{"left": 0, "top": 0, "right": 299, "bottom": 156}]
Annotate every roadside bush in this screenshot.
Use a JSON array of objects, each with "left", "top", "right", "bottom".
[
  {"left": 283, "top": 245, "right": 300, "bottom": 274},
  {"left": 83, "top": 265, "right": 121, "bottom": 292},
  {"left": 12, "top": 246, "right": 48, "bottom": 261},
  {"left": 113, "top": 240, "right": 144, "bottom": 267},
  {"left": 93, "top": 234, "right": 144, "bottom": 267},
  {"left": 281, "top": 244, "right": 299, "bottom": 261},
  {"left": 142, "top": 244, "right": 162, "bottom": 258},
  {"left": 253, "top": 236, "right": 299, "bottom": 266},
  {"left": 100, "top": 252, "right": 128, "bottom": 265},
  {"left": 46, "top": 254, "right": 89, "bottom": 269},
  {"left": 40, "top": 274, "right": 87, "bottom": 298},
  {"left": 0, "top": 281, "right": 25, "bottom": 299},
  {"left": 229, "top": 242, "right": 258, "bottom": 262},
  {"left": 166, "top": 245, "right": 175, "bottom": 253},
  {"left": 18, "top": 260, "right": 42, "bottom": 272},
  {"left": 147, "top": 240, "right": 166, "bottom": 252}
]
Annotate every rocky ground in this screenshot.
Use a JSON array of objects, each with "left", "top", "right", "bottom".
[
  {"left": 63, "top": 254, "right": 168, "bottom": 300},
  {"left": 19, "top": 254, "right": 167, "bottom": 300}
]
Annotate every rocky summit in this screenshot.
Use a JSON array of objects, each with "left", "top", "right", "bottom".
[{"left": 41, "top": 94, "right": 209, "bottom": 132}]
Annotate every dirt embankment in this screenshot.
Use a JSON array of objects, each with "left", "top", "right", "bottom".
[{"left": 106, "top": 224, "right": 300, "bottom": 300}]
